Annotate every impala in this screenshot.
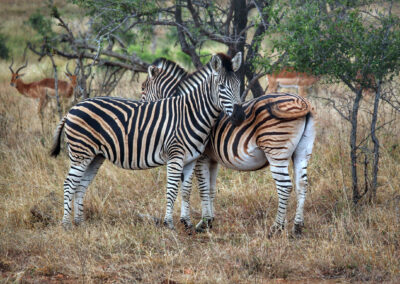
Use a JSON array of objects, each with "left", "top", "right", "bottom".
[
  {"left": 267, "top": 67, "right": 376, "bottom": 97},
  {"left": 266, "top": 67, "right": 319, "bottom": 97},
  {"left": 9, "top": 59, "right": 78, "bottom": 117}
]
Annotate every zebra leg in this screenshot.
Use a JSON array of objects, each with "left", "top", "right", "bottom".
[
  {"left": 267, "top": 159, "right": 292, "bottom": 237},
  {"left": 62, "top": 158, "right": 94, "bottom": 229},
  {"left": 195, "top": 157, "right": 218, "bottom": 232},
  {"left": 208, "top": 160, "right": 219, "bottom": 223},
  {"left": 74, "top": 155, "right": 105, "bottom": 226},
  {"left": 179, "top": 160, "right": 197, "bottom": 230},
  {"left": 292, "top": 154, "right": 308, "bottom": 236},
  {"left": 164, "top": 158, "right": 184, "bottom": 230},
  {"left": 194, "top": 156, "right": 212, "bottom": 232},
  {"left": 292, "top": 116, "right": 315, "bottom": 235}
]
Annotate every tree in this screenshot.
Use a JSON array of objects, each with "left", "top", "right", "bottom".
[
  {"left": 28, "top": 0, "right": 276, "bottom": 100},
  {"left": 265, "top": 0, "right": 400, "bottom": 203}
]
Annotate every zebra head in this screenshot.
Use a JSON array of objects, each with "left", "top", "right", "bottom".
[
  {"left": 140, "top": 58, "right": 187, "bottom": 102},
  {"left": 209, "top": 52, "right": 245, "bottom": 126}
]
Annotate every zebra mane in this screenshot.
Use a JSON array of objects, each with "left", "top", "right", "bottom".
[
  {"left": 152, "top": 58, "right": 188, "bottom": 79},
  {"left": 216, "top": 53, "right": 234, "bottom": 72},
  {"left": 150, "top": 54, "right": 233, "bottom": 98}
]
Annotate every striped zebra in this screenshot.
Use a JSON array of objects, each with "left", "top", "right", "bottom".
[
  {"left": 141, "top": 58, "right": 316, "bottom": 235},
  {"left": 50, "top": 52, "right": 245, "bottom": 229}
]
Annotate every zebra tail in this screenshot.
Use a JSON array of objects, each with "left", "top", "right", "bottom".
[
  {"left": 302, "top": 111, "right": 316, "bottom": 147},
  {"left": 50, "top": 116, "right": 67, "bottom": 157}
]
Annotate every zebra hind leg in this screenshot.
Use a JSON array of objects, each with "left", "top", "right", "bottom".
[
  {"left": 292, "top": 116, "right": 315, "bottom": 236},
  {"left": 208, "top": 161, "right": 219, "bottom": 228},
  {"left": 179, "top": 160, "right": 197, "bottom": 231},
  {"left": 74, "top": 155, "right": 105, "bottom": 226},
  {"left": 62, "top": 157, "right": 95, "bottom": 229},
  {"left": 267, "top": 159, "right": 292, "bottom": 237}
]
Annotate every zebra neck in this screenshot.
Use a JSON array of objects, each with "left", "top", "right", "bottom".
[{"left": 178, "top": 74, "right": 221, "bottom": 133}]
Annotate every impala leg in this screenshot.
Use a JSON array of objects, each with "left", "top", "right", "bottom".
[
  {"left": 74, "top": 155, "right": 105, "bottom": 226},
  {"left": 267, "top": 81, "right": 278, "bottom": 94},
  {"left": 179, "top": 160, "right": 196, "bottom": 230},
  {"left": 37, "top": 97, "right": 46, "bottom": 121},
  {"left": 164, "top": 158, "right": 184, "bottom": 230},
  {"left": 298, "top": 86, "right": 307, "bottom": 97}
]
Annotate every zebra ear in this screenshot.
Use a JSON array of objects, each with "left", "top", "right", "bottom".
[
  {"left": 232, "top": 52, "right": 242, "bottom": 72},
  {"left": 210, "top": 54, "right": 222, "bottom": 74},
  {"left": 148, "top": 66, "right": 159, "bottom": 79}
]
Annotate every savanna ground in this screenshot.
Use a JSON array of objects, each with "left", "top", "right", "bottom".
[{"left": 1, "top": 1, "right": 400, "bottom": 283}]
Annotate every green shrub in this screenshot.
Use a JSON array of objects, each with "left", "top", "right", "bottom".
[{"left": 0, "top": 33, "right": 10, "bottom": 59}]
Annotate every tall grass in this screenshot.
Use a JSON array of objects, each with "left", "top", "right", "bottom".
[{"left": 0, "top": 74, "right": 399, "bottom": 282}]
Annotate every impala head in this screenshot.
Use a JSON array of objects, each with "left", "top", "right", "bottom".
[
  {"left": 210, "top": 52, "right": 245, "bottom": 126},
  {"left": 65, "top": 62, "right": 78, "bottom": 88},
  {"left": 9, "top": 58, "right": 28, "bottom": 87},
  {"left": 141, "top": 58, "right": 187, "bottom": 102}
]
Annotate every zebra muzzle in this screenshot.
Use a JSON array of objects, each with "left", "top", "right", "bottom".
[{"left": 230, "top": 104, "right": 245, "bottom": 126}]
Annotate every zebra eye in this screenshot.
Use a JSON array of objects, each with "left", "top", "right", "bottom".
[{"left": 219, "top": 84, "right": 226, "bottom": 90}]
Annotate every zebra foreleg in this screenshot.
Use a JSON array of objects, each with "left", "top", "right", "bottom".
[
  {"left": 179, "top": 160, "right": 197, "bottom": 230},
  {"left": 164, "top": 158, "right": 184, "bottom": 230},
  {"left": 74, "top": 155, "right": 105, "bottom": 226},
  {"left": 267, "top": 160, "right": 292, "bottom": 237}
]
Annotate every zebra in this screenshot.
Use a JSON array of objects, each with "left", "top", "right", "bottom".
[
  {"left": 50, "top": 52, "right": 245, "bottom": 229},
  {"left": 141, "top": 58, "right": 316, "bottom": 235}
]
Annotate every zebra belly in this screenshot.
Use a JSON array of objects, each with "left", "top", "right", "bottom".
[{"left": 208, "top": 144, "right": 268, "bottom": 171}]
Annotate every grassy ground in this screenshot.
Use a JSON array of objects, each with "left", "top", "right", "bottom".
[{"left": 0, "top": 72, "right": 400, "bottom": 283}]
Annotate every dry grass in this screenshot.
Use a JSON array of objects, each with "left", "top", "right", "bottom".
[{"left": 1, "top": 73, "right": 400, "bottom": 283}]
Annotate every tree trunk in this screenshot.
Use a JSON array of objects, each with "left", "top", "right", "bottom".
[
  {"left": 175, "top": 0, "right": 202, "bottom": 69},
  {"left": 229, "top": 0, "right": 248, "bottom": 95},
  {"left": 350, "top": 90, "right": 363, "bottom": 204},
  {"left": 243, "top": 5, "right": 269, "bottom": 99},
  {"left": 370, "top": 83, "right": 381, "bottom": 202}
]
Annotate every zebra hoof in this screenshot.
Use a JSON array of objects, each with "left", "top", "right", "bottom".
[
  {"left": 268, "top": 223, "right": 284, "bottom": 238},
  {"left": 180, "top": 218, "right": 193, "bottom": 230},
  {"left": 74, "top": 218, "right": 84, "bottom": 226},
  {"left": 195, "top": 218, "right": 213, "bottom": 233},
  {"left": 163, "top": 219, "right": 175, "bottom": 230},
  {"left": 62, "top": 221, "right": 73, "bottom": 231},
  {"left": 292, "top": 223, "right": 304, "bottom": 237}
]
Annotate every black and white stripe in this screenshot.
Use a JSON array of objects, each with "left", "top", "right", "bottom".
[
  {"left": 141, "top": 59, "right": 316, "bottom": 235},
  {"left": 50, "top": 53, "right": 244, "bottom": 229}
]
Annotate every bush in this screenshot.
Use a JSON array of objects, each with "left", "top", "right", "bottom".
[{"left": 0, "top": 33, "right": 10, "bottom": 59}]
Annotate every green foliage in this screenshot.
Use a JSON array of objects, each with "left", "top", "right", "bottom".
[
  {"left": 27, "top": 10, "right": 54, "bottom": 39},
  {"left": 263, "top": 0, "right": 400, "bottom": 88},
  {"left": 0, "top": 33, "right": 10, "bottom": 59}
]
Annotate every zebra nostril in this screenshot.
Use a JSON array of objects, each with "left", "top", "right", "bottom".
[{"left": 230, "top": 104, "right": 245, "bottom": 126}]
